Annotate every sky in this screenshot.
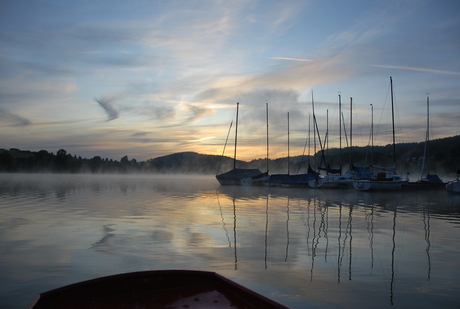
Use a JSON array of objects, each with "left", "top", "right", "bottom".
[{"left": 1, "top": 0, "right": 460, "bottom": 162}]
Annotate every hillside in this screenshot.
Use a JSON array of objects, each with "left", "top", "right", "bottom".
[{"left": 149, "top": 135, "right": 459, "bottom": 177}]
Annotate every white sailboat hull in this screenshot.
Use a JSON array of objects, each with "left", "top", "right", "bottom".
[{"left": 353, "top": 173, "right": 408, "bottom": 191}]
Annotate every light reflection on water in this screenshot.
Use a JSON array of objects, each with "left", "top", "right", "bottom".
[{"left": 1, "top": 173, "right": 460, "bottom": 308}]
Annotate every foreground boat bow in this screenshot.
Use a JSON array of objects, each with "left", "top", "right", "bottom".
[{"left": 26, "top": 270, "right": 290, "bottom": 309}]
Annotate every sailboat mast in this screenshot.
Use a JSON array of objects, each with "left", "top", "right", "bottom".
[
  {"left": 326, "top": 109, "right": 329, "bottom": 157},
  {"left": 233, "top": 102, "right": 239, "bottom": 170},
  {"left": 350, "top": 97, "right": 353, "bottom": 163},
  {"left": 312, "top": 90, "right": 317, "bottom": 169},
  {"left": 216, "top": 120, "right": 233, "bottom": 175},
  {"left": 310, "top": 92, "right": 326, "bottom": 172},
  {"left": 427, "top": 95, "right": 430, "bottom": 146},
  {"left": 266, "top": 102, "right": 269, "bottom": 173},
  {"left": 339, "top": 94, "right": 342, "bottom": 169},
  {"left": 427, "top": 96, "right": 430, "bottom": 146},
  {"left": 308, "top": 113, "right": 311, "bottom": 167},
  {"left": 371, "top": 103, "right": 374, "bottom": 165},
  {"left": 390, "top": 77, "right": 396, "bottom": 166},
  {"left": 421, "top": 95, "right": 429, "bottom": 178},
  {"left": 287, "top": 112, "right": 290, "bottom": 175}
]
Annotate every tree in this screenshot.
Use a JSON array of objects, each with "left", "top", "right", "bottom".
[
  {"left": 90, "top": 156, "right": 103, "bottom": 173},
  {"left": 55, "top": 149, "right": 69, "bottom": 172},
  {"left": 0, "top": 151, "right": 15, "bottom": 172},
  {"left": 120, "top": 155, "right": 129, "bottom": 173}
]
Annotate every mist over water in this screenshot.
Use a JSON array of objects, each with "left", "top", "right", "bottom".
[{"left": 1, "top": 173, "right": 459, "bottom": 308}]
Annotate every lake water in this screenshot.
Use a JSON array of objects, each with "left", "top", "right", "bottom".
[{"left": 1, "top": 173, "right": 459, "bottom": 308}]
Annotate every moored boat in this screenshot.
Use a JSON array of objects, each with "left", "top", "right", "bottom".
[
  {"left": 405, "top": 96, "right": 446, "bottom": 190},
  {"left": 26, "top": 270, "right": 290, "bottom": 309},
  {"left": 446, "top": 169, "right": 460, "bottom": 194},
  {"left": 446, "top": 179, "right": 460, "bottom": 194},
  {"left": 216, "top": 102, "right": 267, "bottom": 186},
  {"left": 403, "top": 173, "right": 446, "bottom": 190},
  {"left": 218, "top": 168, "right": 268, "bottom": 185},
  {"left": 264, "top": 173, "right": 290, "bottom": 186},
  {"left": 311, "top": 173, "right": 354, "bottom": 189},
  {"left": 309, "top": 95, "right": 353, "bottom": 189},
  {"left": 266, "top": 111, "right": 318, "bottom": 187},
  {"left": 353, "top": 172, "right": 407, "bottom": 191},
  {"left": 352, "top": 77, "right": 408, "bottom": 191},
  {"left": 281, "top": 170, "right": 318, "bottom": 187}
]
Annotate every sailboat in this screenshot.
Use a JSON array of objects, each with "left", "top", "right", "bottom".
[
  {"left": 216, "top": 102, "right": 269, "bottom": 185},
  {"left": 347, "top": 100, "right": 373, "bottom": 180},
  {"left": 353, "top": 77, "right": 408, "bottom": 191},
  {"left": 405, "top": 96, "right": 445, "bottom": 190},
  {"left": 264, "top": 111, "right": 290, "bottom": 187},
  {"left": 309, "top": 94, "right": 354, "bottom": 188},
  {"left": 280, "top": 107, "right": 318, "bottom": 187},
  {"left": 248, "top": 102, "right": 272, "bottom": 186}
]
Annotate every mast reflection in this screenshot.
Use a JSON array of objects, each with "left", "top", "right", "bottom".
[
  {"left": 213, "top": 188, "right": 440, "bottom": 307},
  {"left": 265, "top": 194, "right": 269, "bottom": 269},
  {"left": 233, "top": 198, "right": 237, "bottom": 270},
  {"left": 365, "top": 201, "right": 374, "bottom": 269},
  {"left": 390, "top": 206, "right": 396, "bottom": 306},
  {"left": 323, "top": 201, "right": 329, "bottom": 263},
  {"left": 337, "top": 199, "right": 343, "bottom": 283},
  {"left": 423, "top": 205, "right": 431, "bottom": 280},
  {"left": 348, "top": 203, "right": 353, "bottom": 281},
  {"left": 217, "top": 193, "right": 232, "bottom": 249},
  {"left": 285, "top": 197, "right": 290, "bottom": 262}
]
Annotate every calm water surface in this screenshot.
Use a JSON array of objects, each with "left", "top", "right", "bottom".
[{"left": 1, "top": 173, "right": 459, "bottom": 308}]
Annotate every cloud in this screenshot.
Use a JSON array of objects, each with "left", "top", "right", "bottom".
[
  {"left": 118, "top": 103, "right": 176, "bottom": 122},
  {"left": 0, "top": 108, "right": 32, "bottom": 126},
  {"left": 371, "top": 65, "right": 460, "bottom": 76},
  {"left": 193, "top": 52, "right": 352, "bottom": 104},
  {"left": 270, "top": 57, "right": 313, "bottom": 62},
  {"left": 152, "top": 106, "right": 176, "bottom": 119},
  {"left": 184, "top": 104, "right": 213, "bottom": 124},
  {"left": 75, "top": 50, "right": 103, "bottom": 54},
  {"left": 95, "top": 97, "right": 119, "bottom": 121}
]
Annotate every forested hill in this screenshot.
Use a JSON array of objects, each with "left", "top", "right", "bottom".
[{"left": 1, "top": 135, "right": 459, "bottom": 176}]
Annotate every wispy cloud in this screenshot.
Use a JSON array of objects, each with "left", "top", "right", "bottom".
[
  {"left": 270, "top": 57, "right": 313, "bottom": 62},
  {"left": 0, "top": 108, "right": 32, "bottom": 126},
  {"left": 74, "top": 50, "right": 103, "bottom": 54},
  {"left": 190, "top": 48, "right": 353, "bottom": 106},
  {"left": 184, "top": 104, "right": 213, "bottom": 124},
  {"left": 372, "top": 64, "right": 460, "bottom": 76},
  {"left": 95, "top": 97, "right": 119, "bottom": 121}
]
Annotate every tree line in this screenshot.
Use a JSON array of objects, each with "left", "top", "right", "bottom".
[{"left": 0, "top": 149, "right": 148, "bottom": 174}]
